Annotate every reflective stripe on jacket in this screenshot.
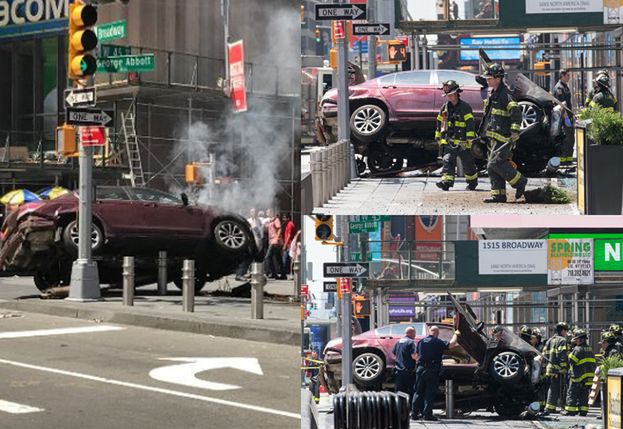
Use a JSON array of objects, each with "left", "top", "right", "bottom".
[
  {"left": 544, "top": 334, "right": 569, "bottom": 375},
  {"left": 568, "top": 345, "right": 596, "bottom": 386},
  {"left": 435, "top": 99, "right": 476, "bottom": 147},
  {"left": 482, "top": 84, "right": 521, "bottom": 143}
]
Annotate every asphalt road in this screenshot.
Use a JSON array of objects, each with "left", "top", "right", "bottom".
[{"left": 0, "top": 311, "right": 300, "bottom": 429}]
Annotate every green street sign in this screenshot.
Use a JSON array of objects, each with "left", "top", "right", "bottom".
[
  {"left": 360, "top": 215, "right": 390, "bottom": 222},
  {"left": 349, "top": 221, "right": 379, "bottom": 234},
  {"left": 97, "top": 54, "right": 155, "bottom": 73},
  {"left": 351, "top": 252, "right": 373, "bottom": 262},
  {"left": 96, "top": 20, "right": 127, "bottom": 43},
  {"left": 100, "top": 44, "right": 131, "bottom": 58},
  {"left": 595, "top": 239, "right": 623, "bottom": 271}
]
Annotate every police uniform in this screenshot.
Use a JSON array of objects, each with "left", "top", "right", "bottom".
[
  {"left": 543, "top": 328, "right": 569, "bottom": 412},
  {"left": 411, "top": 335, "right": 448, "bottom": 419},
  {"left": 564, "top": 332, "right": 595, "bottom": 416},
  {"left": 435, "top": 86, "right": 478, "bottom": 190},
  {"left": 553, "top": 79, "right": 574, "bottom": 163},
  {"left": 392, "top": 335, "right": 417, "bottom": 402},
  {"left": 480, "top": 64, "right": 527, "bottom": 202}
]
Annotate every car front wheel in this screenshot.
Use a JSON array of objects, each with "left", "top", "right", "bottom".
[
  {"left": 213, "top": 218, "right": 249, "bottom": 254},
  {"left": 352, "top": 351, "right": 385, "bottom": 388},
  {"left": 62, "top": 220, "right": 103, "bottom": 255},
  {"left": 350, "top": 104, "right": 387, "bottom": 143}
]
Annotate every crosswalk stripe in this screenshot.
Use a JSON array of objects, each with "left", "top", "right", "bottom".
[
  {"left": 0, "top": 325, "right": 125, "bottom": 339},
  {"left": 0, "top": 399, "right": 43, "bottom": 414}
]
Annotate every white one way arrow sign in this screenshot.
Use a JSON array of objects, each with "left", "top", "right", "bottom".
[
  {"left": 64, "top": 87, "right": 96, "bottom": 108},
  {"left": 315, "top": 4, "right": 367, "bottom": 20},
  {"left": 149, "top": 357, "right": 263, "bottom": 391}
]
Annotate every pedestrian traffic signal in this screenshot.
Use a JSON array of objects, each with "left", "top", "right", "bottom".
[
  {"left": 68, "top": 0, "right": 98, "bottom": 80},
  {"left": 314, "top": 215, "right": 334, "bottom": 241},
  {"left": 315, "top": 27, "right": 321, "bottom": 43},
  {"left": 388, "top": 42, "right": 407, "bottom": 63}
]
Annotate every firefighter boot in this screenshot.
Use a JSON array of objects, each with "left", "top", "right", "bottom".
[
  {"left": 514, "top": 176, "right": 528, "bottom": 200},
  {"left": 436, "top": 181, "right": 452, "bottom": 191},
  {"left": 483, "top": 195, "right": 507, "bottom": 203},
  {"left": 466, "top": 181, "right": 478, "bottom": 191}
]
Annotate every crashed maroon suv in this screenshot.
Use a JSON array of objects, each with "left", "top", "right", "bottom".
[{"left": 0, "top": 186, "right": 257, "bottom": 292}]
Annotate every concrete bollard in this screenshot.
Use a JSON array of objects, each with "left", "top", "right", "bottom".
[
  {"left": 329, "top": 145, "right": 336, "bottom": 198},
  {"left": 250, "top": 262, "right": 267, "bottom": 319},
  {"left": 445, "top": 379, "right": 454, "bottom": 419},
  {"left": 311, "top": 151, "right": 322, "bottom": 209},
  {"left": 293, "top": 253, "right": 301, "bottom": 300},
  {"left": 333, "top": 144, "right": 339, "bottom": 197},
  {"left": 182, "top": 259, "right": 195, "bottom": 312},
  {"left": 123, "top": 256, "right": 134, "bottom": 307},
  {"left": 157, "top": 250, "right": 167, "bottom": 296},
  {"left": 340, "top": 141, "right": 347, "bottom": 189},
  {"left": 321, "top": 149, "right": 329, "bottom": 206}
]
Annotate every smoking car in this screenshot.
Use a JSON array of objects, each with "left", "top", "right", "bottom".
[{"left": 0, "top": 186, "right": 257, "bottom": 292}]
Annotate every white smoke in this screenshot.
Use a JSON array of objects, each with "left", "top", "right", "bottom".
[{"left": 170, "top": 6, "right": 299, "bottom": 216}]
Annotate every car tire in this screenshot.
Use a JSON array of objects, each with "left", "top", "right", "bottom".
[
  {"left": 489, "top": 350, "right": 525, "bottom": 384},
  {"left": 367, "top": 144, "right": 403, "bottom": 174},
  {"left": 213, "top": 218, "right": 250, "bottom": 255},
  {"left": 350, "top": 104, "right": 387, "bottom": 143},
  {"left": 33, "top": 259, "right": 72, "bottom": 292},
  {"left": 172, "top": 266, "right": 207, "bottom": 293},
  {"left": 518, "top": 100, "right": 544, "bottom": 136},
  {"left": 494, "top": 401, "right": 526, "bottom": 418},
  {"left": 352, "top": 351, "right": 386, "bottom": 389},
  {"left": 62, "top": 220, "right": 103, "bottom": 255}
]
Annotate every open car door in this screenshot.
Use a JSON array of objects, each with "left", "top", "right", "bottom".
[{"left": 448, "top": 292, "right": 488, "bottom": 363}]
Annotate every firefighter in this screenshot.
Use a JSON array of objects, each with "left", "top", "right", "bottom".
[
  {"left": 435, "top": 80, "right": 479, "bottom": 191},
  {"left": 543, "top": 322, "right": 570, "bottom": 414},
  {"left": 519, "top": 325, "right": 532, "bottom": 343},
  {"left": 479, "top": 63, "right": 527, "bottom": 203},
  {"left": 589, "top": 74, "right": 618, "bottom": 111},
  {"left": 553, "top": 69, "right": 574, "bottom": 164},
  {"left": 532, "top": 327, "right": 544, "bottom": 352},
  {"left": 609, "top": 323, "right": 623, "bottom": 343},
  {"left": 601, "top": 330, "right": 623, "bottom": 358},
  {"left": 585, "top": 69, "right": 609, "bottom": 107},
  {"left": 562, "top": 329, "right": 596, "bottom": 416}
]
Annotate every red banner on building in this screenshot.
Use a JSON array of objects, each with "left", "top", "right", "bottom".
[
  {"left": 228, "top": 40, "right": 247, "bottom": 113},
  {"left": 415, "top": 215, "right": 443, "bottom": 261}
]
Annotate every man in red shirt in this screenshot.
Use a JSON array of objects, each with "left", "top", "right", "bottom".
[
  {"left": 281, "top": 213, "right": 296, "bottom": 277},
  {"left": 266, "top": 212, "right": 286, "bottom": 280}
]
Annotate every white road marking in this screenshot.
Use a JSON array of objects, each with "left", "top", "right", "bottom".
[
  {"left": 0, "top": 399, "right": 43, "bottom": 414},
  {"left": 149, "top": 357, "right": 263, "bottom": 391},
  {"left": 0, "top": 358, "right": 300, "bottom": 420},
  {"left": 0, "top": 325, "right": 125, "bottom": 339}
]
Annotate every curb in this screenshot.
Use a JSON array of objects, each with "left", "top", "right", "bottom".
[{"left": 0, "top": 300, "right": 301, "bottom": 347}]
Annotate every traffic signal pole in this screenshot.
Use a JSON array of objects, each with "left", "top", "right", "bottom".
[{"left": 367, "top": 0, "right": 376, "bottom": 79}]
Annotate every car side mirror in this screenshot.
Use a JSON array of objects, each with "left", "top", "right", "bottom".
[{"left": 181, "top": 193, "right": 189, "bottom": 206}]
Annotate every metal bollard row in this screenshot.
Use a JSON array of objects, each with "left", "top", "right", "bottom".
[
  {"left": 333, "top": 391, "right": 410, "bottom": 429},
  {"left": 182, "top": 259, "right": 195, "bottom": 312},
  {"left": 250, "top": 262, "right": 267, "bottom": 319},
  {"left": 310, "top": 140, "right": 353, "bottom": 208}
]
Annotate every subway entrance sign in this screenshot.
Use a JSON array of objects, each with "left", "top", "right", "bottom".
[{"left": 595, "top": 239, "right": 623, "bottom": 271}]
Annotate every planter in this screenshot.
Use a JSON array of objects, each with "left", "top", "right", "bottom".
[{"left": 582, "top": 144, "right": 623, "bottom": 215}]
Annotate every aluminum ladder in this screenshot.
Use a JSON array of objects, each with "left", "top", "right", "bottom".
[{"left": 121, "top": 109, "right": 145, "bottom": 187}]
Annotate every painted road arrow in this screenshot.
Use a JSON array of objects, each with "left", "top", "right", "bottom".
[
  {"left": 315, "top": 3, "right": 367, "bottom": 20},
  {"left": 64, "top": 87, "right": 96, "bottom": 108},
  {"left": 149, "top": 357, "right": 264, "bottom": 391},
  {"left": 323, "top": 262, "right": 370, "bottom": 278},
  {"left": 66, "top": 108, "right": 114, "bottom": 127},
  {"left": 352, "top": 23, "right": 390, "bottom": 36}
]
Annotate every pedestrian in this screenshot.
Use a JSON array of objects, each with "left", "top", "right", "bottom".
[
  {"left": 235, "top": 208, "right": 263, "bottom": 281},
  {"left": 588, "top": 74, "right": 618, "bottom": 111},
  {"left": 288, "top": 230, "right": 301, "bottom": 275},
  {"left": 281, "top": 213, "right": 296, "bottom": 278},
  {"left": 265, "top": 211, "right": 286, "bottom": 280},
  {"left": 553, "top": 69, "right": 575, "bottom": 164},
  {"left": 435, "top": 80, "right": 479, "bottom": 191},
  {"left": 543, "top": 322, "right": 570, "bottom": 414},
  {"left": 411, "top": 325, "right": 460, "bottom": 421},
  {"left": 392, "top": 326, "right": 418, "bottom": 405},
  {"left": 562, "top": 329, "right": 595, "bottom": 416},
  {"left": 585, "top": 69, "right": 609, "bottom": 107},
  {"left": 479, "top": 63, "right": 527, "bottom": 203},
  {"left": 600, "top": 330, "right": 623, "bottom": 358},
  {"left": 262, "top": 208, "right": 273, "bottom": 277}
]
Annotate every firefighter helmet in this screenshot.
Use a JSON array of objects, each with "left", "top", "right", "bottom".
[
  {"left": 492, "top": 325, "right": 504, "bottom": 334},
  {"left": 482, "top": 63, "right": 505, "bottom": 78},
  {"left": 597, "top": 69, "right": 609, "bottom": 77},
  {"left": 595, "top": 74, "right": 611, "bottom": 88},
  {"left": 609, "top": 323, "right": 623, "bottom": 335},
  {"left": 602, "top": 330, "right": 617, "bottom": 343},
  {"left": 556, "top": 322, "right": 570, "bottom": 332},
  {"left": 440, "top": 80, "right": 462, "bottom": 96},
  {"left": 573, "top": 329, "right": 588, "bottom": 341}
]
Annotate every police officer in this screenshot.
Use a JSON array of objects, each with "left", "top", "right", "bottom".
[
  {"left": 392, "top": 326, "right": 418, "bottom": 404},
  {"left": 563, "top": 329, "right": 596, "bottom": 416},
  {"left": 553, "top": 69, "right": 575, "bottom": 164},
  {"left": 585, "top": 69, "right": 609, "bottom": 107},
  {"left": 435, "top": 80, "right": 479, "bottom": 191},
  {"left": 543, "top": 322, "right": 570, "bottom": 414},
  {"left": 601, "top": 330, "right": 623, "bottom": 358},
  {"left": 589, "top": 74, "right": 618, "bottom": 111},
  {"left": 479, "top": 63, "right": 527, "bottom": 203},
  {"left": 411, "top": 325, "right": 460, "bottom": 421}
]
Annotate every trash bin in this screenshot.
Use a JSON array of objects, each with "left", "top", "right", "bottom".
[{"left": 607, "top": 367, "right": 623, "bottom": 429}]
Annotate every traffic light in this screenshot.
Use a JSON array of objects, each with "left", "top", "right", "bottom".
[
  {"left": 388, "top": 42, "right": 407, "bottom": 63},
  {"left": 315, "top": 27, "right": 321, "bottom": 43},
  {"left": 68, "top": 0, "right": 98, "bottom": 80},
  {"left": 314, "top": 215, "right": 334, "bottom": 241}
]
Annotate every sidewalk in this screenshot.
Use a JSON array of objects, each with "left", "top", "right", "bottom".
[
  {"left": 0, "top": 275, "right": 301, "bottom": 346},
  {"left": 315, "top": 177, "right": 579, "bottom": 215}
]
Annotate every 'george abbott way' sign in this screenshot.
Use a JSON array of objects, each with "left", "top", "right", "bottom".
[{"left": 0, "top": 0, "right": 70, "bottom": 40}]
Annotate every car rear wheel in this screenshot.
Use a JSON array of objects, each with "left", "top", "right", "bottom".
[
  {"left": 62, "top": 220, "right": 103, "bottom": 255},
  {"left": 213, "top": 218, "right": 249, "bottom": 254},
  {"left": 489, "top": 350, "right": 525, "bottom": 384},
  {"left": 352, "top": 351, "right": 385, "bottom": 388},
  {"left": 172, "top": 266, "right": 207, "bottom": 293},
  {"left": 367, "top": 144, "right": 403, "bottom": 174},
  {"left": 350, "top": 104, "right": 387, "bottom": 143}
]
